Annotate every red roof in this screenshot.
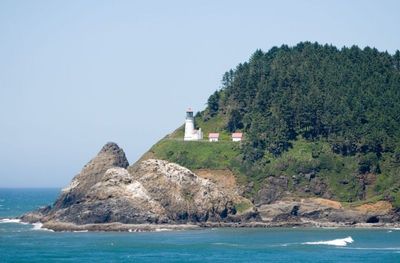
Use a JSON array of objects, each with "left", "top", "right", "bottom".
[
  {"left": 232, "top": 132, "right": 243, "bottom": 138},
  {"left": 208, "top": 133, "right": 220, "bottom": 138},
  {"left": 187, "top": 107, "right": 193, "bottom": 112}
]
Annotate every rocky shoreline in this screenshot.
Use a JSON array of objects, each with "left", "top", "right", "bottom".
[
  {"left": 13, "top": 218, "right": 400, "bottom": 232},
  {"left": 20, "top": 142, "right": 400, "bottom": 232}
]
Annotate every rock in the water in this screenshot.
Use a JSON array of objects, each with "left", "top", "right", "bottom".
[{"left": 22, "top": 143, "right": 254, "bottom": 226}]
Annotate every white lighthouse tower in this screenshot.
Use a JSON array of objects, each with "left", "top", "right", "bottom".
[{"left": 184, "top": 108, "right": 203, "bottom": 141}]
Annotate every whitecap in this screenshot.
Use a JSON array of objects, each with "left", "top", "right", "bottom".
[
  {"left": 73, "top": 230, "right": 88, "bottom": 233},
  {"left": 32, "top": 222, "right": 54, "bottom": 232},
  {"left": 303, "top": 236, "right": 354, "bottom": 247},
  {"left": 0, "top": 218, "right": 22, "bottom": 224},
  {"left": 32, "top": 222, "right": 43, "bottom": 230}
]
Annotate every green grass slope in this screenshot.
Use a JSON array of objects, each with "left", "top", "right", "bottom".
[
  {"left": 143, "top": 42, "right": 400, "bottom": 208},
  {"left": 143, "top": 114, "right": 400, "bottom": 208}
]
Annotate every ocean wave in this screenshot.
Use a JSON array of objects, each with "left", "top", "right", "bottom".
[
  {"left": 0, "top": 218, "right": 27, "bottom": 224},
  {"left": 303, "top": 236, "right": 354, "bottom": 247},
  {"left": 32, "top": 222, "right": 54, "bottom": 232},
  {"left": 73, "top": 230, "right": 88, "bottom": 233},
  {"left": 1, "top": 219, "right": 55, "bottom": 231}
]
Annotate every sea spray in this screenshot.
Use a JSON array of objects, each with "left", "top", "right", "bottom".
[
  {"left": 0, "top": 218, "right": 29, "bottom": 225},
  {"left": 31, "top": 222, "right": 54, "bottom": 232},
  {"left": 303, "top": 236, "right": 354, "bottom": 247},
  {"left": 0, "top": 218, "right": 22, "bottom": 224}
]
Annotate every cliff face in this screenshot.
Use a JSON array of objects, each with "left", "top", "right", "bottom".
[{"left": 22, "top": 143, "right": 255, "bottom": 226}]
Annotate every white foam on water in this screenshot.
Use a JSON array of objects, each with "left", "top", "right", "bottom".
[
  {"left": 0, "top": 218, "right": 21, "bottom": 223},
  {"left": 155, "top": 228, "right": 172, "bottom": 232},
  {"left": 128, "top": 229, "right": 146, "bottom": 232},
  {"left": 303, "top": 236, "right": 354, "bottom": 247},
  {"left": 1, "top": 218, "right": 55, "bottom": 231},
  {"left": 73, "top": 230, "right": 88, "bottom": 233},
  {"left": 31, "top": 222, "right": 54, "bottom": 232},
  {"left": 32, "top": 222, "right": 43, "bottom": 230}
]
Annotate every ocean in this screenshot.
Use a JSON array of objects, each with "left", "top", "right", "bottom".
[{"left": 0, "top": 188, "right": 399, "bottom": 262}]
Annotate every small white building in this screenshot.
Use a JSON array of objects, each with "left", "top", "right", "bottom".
[
  {"left": 232, "top": 132, "right": 243, "bottom": 142},
  {"left": 208, "top": 133, "right": 220, "bottom": 142},
  {"left": 184, "top": 108, "right": 203, "bottom": 141}
]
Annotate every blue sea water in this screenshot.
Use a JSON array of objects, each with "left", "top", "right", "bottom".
[{"left": 0, "top": 188, "right": 399, "bottom": 262}]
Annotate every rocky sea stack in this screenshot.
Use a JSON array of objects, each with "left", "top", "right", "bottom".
[{"left": 21, "top": 143, "right": 256, "bottom": 230}]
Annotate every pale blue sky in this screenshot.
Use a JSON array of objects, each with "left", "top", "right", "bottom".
[{"left": 1, "top": 0, "right": 399, "bottom": 187}]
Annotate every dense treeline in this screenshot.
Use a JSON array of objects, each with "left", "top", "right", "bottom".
[{"left": 206, "top": 42, "right": 400, "bottom": 167}]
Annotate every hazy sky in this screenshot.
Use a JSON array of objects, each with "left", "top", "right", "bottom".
[{"left": 1, "top": 0, "right": 399, "bottom": 187}]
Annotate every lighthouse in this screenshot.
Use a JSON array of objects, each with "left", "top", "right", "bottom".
[{"left": 184, "top": 108, "right": 203, "bottom": 141}]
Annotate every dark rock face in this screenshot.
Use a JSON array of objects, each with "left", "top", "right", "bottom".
[
  {"left": 99, "top": 142, "right": 130, "bottom": 168},
  {"left": 254, "top": 176, "right": 289, "bottom": 205},
  {"left": 255, "top": 174, "right": 333, "bottom": 206}
]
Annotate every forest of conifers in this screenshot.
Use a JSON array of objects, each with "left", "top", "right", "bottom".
[{"left": 206, "top": 42, "right": 400, "bottom": 167}]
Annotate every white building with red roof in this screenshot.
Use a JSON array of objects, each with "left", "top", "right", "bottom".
[
  {"left": 208, "top": 133, "right": 220, "bottom": 142},
  {"left": 231, "top": 132, "right": 243, "bottom": 142}
]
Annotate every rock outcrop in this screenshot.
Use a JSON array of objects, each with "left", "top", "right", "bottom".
[
  {"left": 22, "top": 143, "right": 255, "bottom": 228},
  {"left": 20, "top": 142, "right": 399, "bottom": 231},
  {"left": 53, "top": 142, "right": 129, "bottom": 210},
  {"left": 257, "top": 198, "right": 399, "bottom": 224}
]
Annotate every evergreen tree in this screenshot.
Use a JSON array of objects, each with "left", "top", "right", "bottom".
[{"left": 203, "top": 42, "right": 400, "bottom": 162}]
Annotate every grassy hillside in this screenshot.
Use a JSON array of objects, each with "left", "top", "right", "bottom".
[
  {"left": 150, "top": 139, "right": 240, "bottom": 170},
  {"left": 146, "top": 134, "right": 400, "bottom": 207},
  {"left": 144, "top": 42, "right": 400, "bottom": 208}
]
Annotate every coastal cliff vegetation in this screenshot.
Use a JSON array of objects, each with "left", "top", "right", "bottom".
[{"left": 147, "top": 42, "right": 400, "bottom": 208}]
